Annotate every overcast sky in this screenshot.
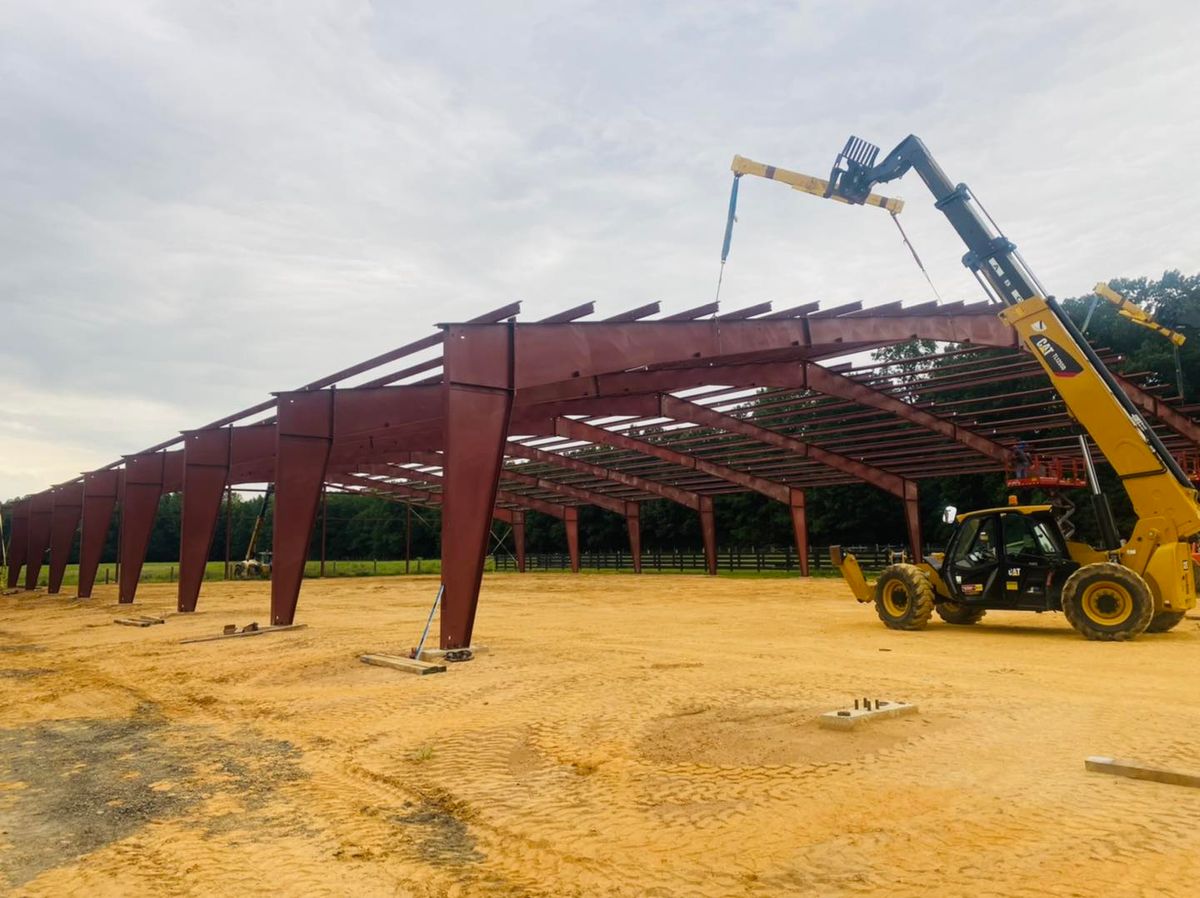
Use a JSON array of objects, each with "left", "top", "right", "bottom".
[{"left": 2, "top": 1, "right": 1198, "bottom": 499}]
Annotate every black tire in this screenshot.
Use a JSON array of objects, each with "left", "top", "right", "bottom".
[
  {"left": 936, "top": 602, "right": 987, "bottom": 625},
  {"left": 1060, "top": 562, "right": 1154, "bottom": 641},
  {"left": 1146, "top": 610, "right": 1186, "bottom": 633},
  {"left": 873, "top": 564, "right": 935, "bottom": 631}
]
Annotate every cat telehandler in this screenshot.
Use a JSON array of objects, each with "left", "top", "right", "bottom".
[{"left": 736, "top": 135, "right": 1199, "bottom": 640}]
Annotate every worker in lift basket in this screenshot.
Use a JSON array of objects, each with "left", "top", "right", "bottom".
[{"left": 1014, "top": 439, "right": 1031, "bottom": 480}]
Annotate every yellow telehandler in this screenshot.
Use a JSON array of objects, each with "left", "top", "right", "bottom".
[{"left": 728, "top": 135, "right": 1199, "bottom": 640}]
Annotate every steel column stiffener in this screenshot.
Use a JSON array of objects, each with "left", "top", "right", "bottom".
[
  {"left": 271, "top": 391, "right": 334, "bottom": 626},
  {"left": 5, "top": 499, "right": 30, "bottom": 589},
  {"left": 23, "top": 492, "right": 54, "bottom": 590},
  {"left": 178, "top": 428, "right": 233, "bottom": 613},
  {"left": 78, "top": 470, "right": 121, "bottom": 598},
  {"left": 119, "top": 453, "right": 167, "bottom": 603},
  {"left": 440, "top": 322, "right": 515, "bottom": 649},
  {"left": 47, "top": 482, "right": 84, "bottom": 594}
]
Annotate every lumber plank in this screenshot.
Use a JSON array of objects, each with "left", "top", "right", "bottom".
[
  {"left": 361, "top": 653, "right": 446, "bottom": 675},
  {"left": 179, "top": 624, "right": 308, "bottom": 645},
  {"left": 1084, "top": 756, "right": 1200, "bottom": 788}
]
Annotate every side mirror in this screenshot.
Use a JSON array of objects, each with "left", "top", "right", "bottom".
[{"left": 942, "top": 505, "right": 958, "bottom": 525}]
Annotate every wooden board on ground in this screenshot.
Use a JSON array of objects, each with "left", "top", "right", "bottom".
[
  {"left": 361, "top": 653, "right": 446, "bottom": 675},
  {"left": 1085, "top": 756, "right": 1200, "bottom": 788},
  {"left": 180, "top": 624, "right": 308, "bottom": 645},
  {"left": 114, "top": 616, "right": 165, "bottom": 627}
]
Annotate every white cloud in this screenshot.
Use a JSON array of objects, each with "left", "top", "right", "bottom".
[{"left": 1, "top": 0, "right": 1198, "bottom": 498}]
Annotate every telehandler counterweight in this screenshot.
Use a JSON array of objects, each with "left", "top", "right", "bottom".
[{"left": 738, "top": 135, "right": 1199, "bottom": 640}]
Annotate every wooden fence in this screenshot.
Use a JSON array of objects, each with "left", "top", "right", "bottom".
[{"left": 493, "top": 545, "right": 920, "bottom": 574}]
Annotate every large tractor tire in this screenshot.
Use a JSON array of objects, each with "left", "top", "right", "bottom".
[
  {"left": 1060, "top": 562, "right": 1153, "bottom": 641},
  {"left": 1145, "top": 610, "right": 1187, "bottom": 633},
  {"left": 936, "top": 601, "right": 987, "bottom": 625},
  {"left": 873, "top": 564, "right": 935, "bottom": 631}
]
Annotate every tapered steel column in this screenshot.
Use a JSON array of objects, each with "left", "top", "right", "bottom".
[
  {"left": 440, "top": 323, "right": 514, "bottom": 649},
  {"left": 699, "top": 496, "right": 717, "bottom": 576},
  {"left": 789, "top": 488, "right": 809, "bottom": 577},
  {"left": 512, "top": 510, "right": 526, "bottom": 572},
  {"left": 904, "top": 481, "right": 923, "bottom": 563},
  {"left": 23, "top": 492, "right": 54, "bottom": 590},
  {"left": 178, "top": 428, "right": 232, "bottom": 612},
  {"left": 5, "top": 499, "right": 30, "bottom": 589},
  {"left": 78, "top": 470, "right": 120, "bottom": 598},
  {"left": 625, "top": 502, "right": 642, "bottom": 573},
  {"left": 565, "top": 506, "right": 580, "bottom": 573},
  {"left": 47, "top": 483, "right": 84, "bottom": 594},
  {"left": 271, "top": 391, "right": 333, "bottom": 626},
  {"left": 119, "top": 453, "right": 166, "bottom": 603}
]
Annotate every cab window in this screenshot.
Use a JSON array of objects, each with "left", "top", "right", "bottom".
[
  {"left": 950, "top": 515, "right": 999, "bottom": 568},
  {"left": 1002, "top": 513, "right": 1062, "bottom": 560}
]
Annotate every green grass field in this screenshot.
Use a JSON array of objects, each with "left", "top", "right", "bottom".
[
  {"left": 1, "top": 557, "right": 840, "bottom": 589},
  {"left": 1, "top": 558, "right": 453, "bottom": 589}
]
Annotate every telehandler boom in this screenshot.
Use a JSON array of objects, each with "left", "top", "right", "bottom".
[{"left": 733, "top": 135, "right": 1200, "bottom": 640}]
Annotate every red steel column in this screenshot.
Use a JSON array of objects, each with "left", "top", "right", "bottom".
[
  {"left": 565, "top": 506, "right": 580, "bottom": 573},
  {"left": 23, "top": 492, "right": 54, "bottom": 590},
  {"left": 512, "top": 510, "right": 526, "bottom": 573},
  {"left": 789, "top": 488, "right": 810, "bottom": 577},
  {"left": 119, "top": 453, "right": 166, "bottom": 603},
  {"left": 699, "top": 496, "right": 717, "bottom": 576},
  {"left": 904, "top": 480, "right": 923, "bottom": 564},
  {"left": 625, "top": 502, "right": 642, "bottom": 574},
  {"left": 440, "top": 323, "right": 514, "bottom": 649},
  {"left": 78, "top": 470, "right": 120, "bottom": 598},
  {"left": 5, "top": 499, "right": 30, "bottom": 589},
  {"left": 178, "top": 428, "right": 232, "bottom": 612},
  {"left": 270, "top": 391, "right": 333, "bottom": 626},
  {"left": 47, "top": 483, "right": 84, "bottom": 594}
]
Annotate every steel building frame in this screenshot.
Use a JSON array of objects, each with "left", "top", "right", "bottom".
[{"left": 4, "top": 298, "right": 1197, "bottom": 652}]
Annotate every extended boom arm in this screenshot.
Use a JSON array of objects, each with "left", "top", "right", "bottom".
[{"left": 819, "top": 135, "right": 1200, "bottom": 555}]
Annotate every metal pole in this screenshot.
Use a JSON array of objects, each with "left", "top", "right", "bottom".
[
  {"left": 412, "top": 583, "right": 444, "bottom": 659},
  {"left": 224, "top": 485, "right": 233, "bottom": 579},
  {"left": 405, "top": 502, "right": 412, "bottom": 574},
  {"left": 320, "top": 484, "right": 328, "bottom": 578}
]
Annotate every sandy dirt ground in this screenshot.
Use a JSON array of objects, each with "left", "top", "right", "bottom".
[{"left": 2, "top": 573, "right": 1199, "bottom": 897}]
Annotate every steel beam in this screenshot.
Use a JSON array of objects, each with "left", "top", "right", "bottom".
[
  {"left": 441, "top": 323, "right": 515, "bottom": 648},
  {"left": 78, "top": 470, "right": 120, "bottom": 598},
  {"left": 5, "top": 499, "right": 29, "bottom": 589},
  {"left": 178, "top": 428, "right": 232, "bottom": 613},
  {"left": 699, "top": 496, "right": 717, "bottom": 575},
  {"left": 789, "top": 489, "right": 809, "bottom": 576},
  {"left": 659, "top": 394, "right": 910, "bottom": 497},
  {"left": 626, "top": 503, "right": 642, "bottom": 573},
  {"left": 47, "top": 482, "right": 84, "bottom": 594},
  {"left": 271, "top": 391, "right": 334, "bottom": 626},
  {"left": 565, "top": 506, "right": 580, "bottom": 572},
  {"left": 1115, "top": 373, "right": 1200, "bottom": 447},
  {"left": 119, "top": 453, "right": 166, "bottom": 603}
]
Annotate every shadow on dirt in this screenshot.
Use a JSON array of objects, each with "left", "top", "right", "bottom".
[{"left": 0, "top": 702, "right": 303, "bottom": 887}]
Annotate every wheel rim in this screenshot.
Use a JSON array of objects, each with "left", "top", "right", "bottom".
[
  {"left": 881, "top": 581, "right": 910, "bottom": 617},
  {"left": 1080, "top": 581, "right": 1134, "bottom": 626}
]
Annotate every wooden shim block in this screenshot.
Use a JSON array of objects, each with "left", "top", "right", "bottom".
[
  {"left": 361, "top": 653, "right": 446, "bottom": 675},
  {"left": 114, "top": 616, "right": 165, "bottom": 627},
  {"left": 819, "top": 700, "right": 918, "bottom": 731},
  {"left": 179, "top": 624, "right": 308, "bottom": 645},
  {"left": 1085, "top": 756, "right": 1200, "bottom": 789}
]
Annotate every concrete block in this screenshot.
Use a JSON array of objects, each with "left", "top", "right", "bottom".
[{"left": 819, "top": 700, "right": 918, "bottom": 730}]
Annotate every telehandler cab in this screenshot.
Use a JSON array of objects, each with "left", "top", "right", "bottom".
[{"left": 731, "top": 135, "right": 1200, "bottom": 640}]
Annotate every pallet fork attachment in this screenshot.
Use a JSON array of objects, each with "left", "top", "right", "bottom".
[{"left": 830, "top": 546, "right": 873, "bottom": 604}]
